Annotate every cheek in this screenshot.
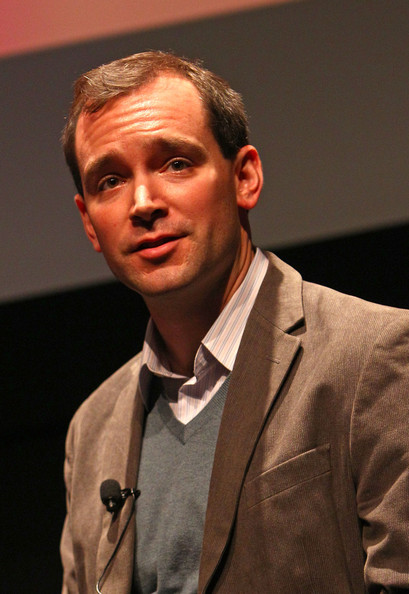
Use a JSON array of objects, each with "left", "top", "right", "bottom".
[
  {"left": 89, "top": 210, "right": 121, "bottom": 249},
  {"left": 181, "top": 177, "right": 237, "bottom": 220},
  {"left": 92, "top": 202, "right": 121, "bottom": 229}
]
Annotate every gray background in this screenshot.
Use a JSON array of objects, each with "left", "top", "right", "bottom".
[{"left": 1, "top": 0, "right": 408, "bottom": 302}]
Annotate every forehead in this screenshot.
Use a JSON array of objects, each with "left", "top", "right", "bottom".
[{"left": 75, "top": 76, "right": 211, "bottom": 160}]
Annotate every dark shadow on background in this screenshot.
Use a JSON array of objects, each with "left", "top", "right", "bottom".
[{"left": 1, "top": 284, "right": 149, "bottom": 592}]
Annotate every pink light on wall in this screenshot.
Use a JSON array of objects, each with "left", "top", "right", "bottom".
[{"left": 0, "top": 0, "right": 298, "bottom": 58}]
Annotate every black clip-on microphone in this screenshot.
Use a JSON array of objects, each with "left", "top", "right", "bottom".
[
  {"left": 100, "top": 478, "right": 140, "bottom": 514},
  {"left": 96, "top": 479, "right": 141, "bottom": 593}
]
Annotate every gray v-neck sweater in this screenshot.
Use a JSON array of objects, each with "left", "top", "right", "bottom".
[{"left": 133, "top": 375, "right": 230, "bottom": 593}]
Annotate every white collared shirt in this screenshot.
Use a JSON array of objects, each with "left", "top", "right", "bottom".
[{"left": 139, "top": 248, "right": 268, "bottom": 423}]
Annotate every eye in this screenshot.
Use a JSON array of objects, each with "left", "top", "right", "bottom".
[
  {"left": 166, "top": 159, "right": 191, "bottom": 172},
  {"left": 98, "top": 176, "right": 122, "bottom": 192}
]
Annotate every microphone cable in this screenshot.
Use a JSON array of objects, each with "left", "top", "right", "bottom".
[{"left": 96, "top": 482, "right": 140, "bottom": 593}]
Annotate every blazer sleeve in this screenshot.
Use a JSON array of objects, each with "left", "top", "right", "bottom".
[
  {"left": 60, "top": 420, "right": 78, "bottom": 594},
  {"left": 351, "top": 315, "right": 409, "bottom": 591}
]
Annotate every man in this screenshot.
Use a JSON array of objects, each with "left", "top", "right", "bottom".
[{"left": 60, "top": 51, "right": 409, "bottom": 593}]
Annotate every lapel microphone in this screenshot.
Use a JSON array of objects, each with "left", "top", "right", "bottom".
[
  {"left": 96, "top": 479, "right": 140, "bottom": 593},
  {"left": 100, "top": 478, "right": 140, "bottom": 514}
]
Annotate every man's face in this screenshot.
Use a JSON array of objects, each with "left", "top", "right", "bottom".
[{"left": 75, "top": 75, "right": 259, "bottom": 304}]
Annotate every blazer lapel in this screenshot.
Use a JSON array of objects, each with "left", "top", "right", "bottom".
[
  {"left": 199, "top": 253, "right": 304, "bottom": 590},
  {"left": 95, "top": 363, "right": 145, "bottom": 593}
]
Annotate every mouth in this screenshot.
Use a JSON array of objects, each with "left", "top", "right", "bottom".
[
  {"left": 136, "top": 235, "right": 181, "bottom": 251},
  {"left": 129, "top": 234, "right": 185, "bottom": 259}
]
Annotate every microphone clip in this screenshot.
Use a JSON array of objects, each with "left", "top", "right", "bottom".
[{"left": 100, "top": 479, "right": 140, "bottom": 514}]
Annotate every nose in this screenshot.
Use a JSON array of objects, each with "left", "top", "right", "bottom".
[{"left": 129, "top": 180, "right": 167, "bottom": 224}]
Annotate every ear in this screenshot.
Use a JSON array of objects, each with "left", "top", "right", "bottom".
[
  {"left": 74, "top": 194, "right": 102, "bottom": 253},
  {"left": 234, "top": 145, "right": 263, "bottom": 211}
]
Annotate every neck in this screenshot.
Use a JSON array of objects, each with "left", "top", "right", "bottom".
[{"left": 146, "top": 241, "right": 255, "bottom": 376}]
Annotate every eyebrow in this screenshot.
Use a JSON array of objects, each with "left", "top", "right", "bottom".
[
  {"left": 82, "top": 136, "right": 208, "bottom": 191},
  {"left": 83, "top": 154, "right": 117, "bottom": 191},
  {"left": 153, "top": 136, "right": 208, "bottom": 162}
]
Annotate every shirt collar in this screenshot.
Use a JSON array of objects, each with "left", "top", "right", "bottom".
[
  {"left": 200, "top": 248, "right": 268, "bottom": 370},
  {"left": 139, "top": 248, "right": 268, "bottom": 403}
]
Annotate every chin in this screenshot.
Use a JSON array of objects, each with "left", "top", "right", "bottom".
[
  {"left": 112, "top": 257, "right": 209, "bottom": 300},
  {"left": 121, "top": 273, "right": 192, "bottom": 300}
]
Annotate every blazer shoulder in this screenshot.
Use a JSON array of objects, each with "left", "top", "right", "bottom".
[
  {"left": 260, "top": 251, "right": 409, "bottom": 337},
  {"left": 302, "top": 279, "right": 409, "bottom": 340}
]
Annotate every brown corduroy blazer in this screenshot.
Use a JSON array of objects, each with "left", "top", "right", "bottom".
[{"left": 61, "top": 252, "right": 409, "bottom": 593}]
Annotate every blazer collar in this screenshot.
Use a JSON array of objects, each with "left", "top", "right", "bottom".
[
  {"left": 256, "top": 251, "right": 304, "bottom": 333},
  {"left": 199, "top": 252, "right": 304, "bottom": 591}
]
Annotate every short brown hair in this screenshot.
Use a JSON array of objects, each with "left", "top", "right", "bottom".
[{"left": 62, "top": 51, "right": 250, "bottom": 195}]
